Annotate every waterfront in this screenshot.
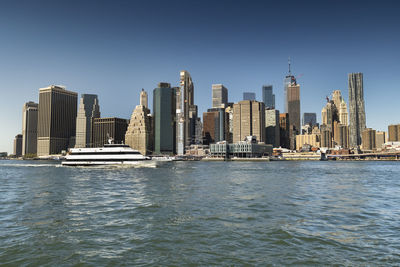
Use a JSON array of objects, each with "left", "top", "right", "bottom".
[{"left": 1, "top": 160, "right": 400, "bottom": 265}]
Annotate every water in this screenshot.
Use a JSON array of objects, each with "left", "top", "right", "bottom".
[{"left": 1, "top": 160, "right": 400, "bottom": 265}]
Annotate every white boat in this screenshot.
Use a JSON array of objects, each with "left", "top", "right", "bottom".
[{"left": 61, "top": 143, "right": 150, "bottom": 166}]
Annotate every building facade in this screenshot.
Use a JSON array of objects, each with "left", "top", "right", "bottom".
[
  {"left": 388, "top": 124, "right": 400, "bottom": 142},
  {"left": 125, "top": 104, "right": 152, "bottom": 155},
  {"left": 22, "top": 101, "right": 38, "bottom": 155},
  {"left": 243, "top": 92, "right": 256, "bottom": 101},
  {"left": 262, "top": 85, "right": 275, "bottom": 109},
  {"left": 75, "top": 94, "right": 100, "bottom": 148},
  {"left": 92, "top": 117, "right": 128, "bottom": 147},
  {"left": 279, "top": 113, "right": 290, "bottom": 149},
  {"left": 37, "top": 85, "right": 77, "bottom": 156},
  {"left": 154, "top": 83, "right": 176, "bottom": 155},
  {"left": 348, "top": 73, "right": 366, "bottom": 148},
  {"left": 13, "top": 134, "right": 23, "bottom": 157},
  {"left": 176, "top": 71, "right": 197, "bottom": 154},
  {"left": 375, "top": 131, "right": 386, "bottom": 151},
  {"left": 362, "top": 128, "right": 376, "bottom": 151},
  {"left": 233, "top": 100, "right": 265, "bottom": 143},
  {"left": 302, "top": 112, "right": 317, "bottom": 127},
  {"left": 265, "top": 109, "right": 280, "bottom": 147},
  {"left": 212, "top": 84, "right": 228, "bottom": 108}
]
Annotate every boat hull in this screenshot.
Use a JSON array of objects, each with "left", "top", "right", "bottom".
[{"left": 61, "top": 160, "right": 150, "bottom": 166}]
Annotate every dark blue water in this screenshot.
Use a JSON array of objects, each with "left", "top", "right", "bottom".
[{"left": 1, "top": 160, "right": 400, "bottom": 265}]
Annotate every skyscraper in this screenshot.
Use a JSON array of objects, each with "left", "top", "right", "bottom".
[
  {"left": 279, "top": 113, "right": 290, "bottom": 149},
  {"left": 284, "top": 59, "right": 301, "bottom": 134},
  {"left": 331, "top": 90, "right": 349, "bottom": 126},
  {"left": 243, "top": 92, "right": 256, "bottom": 101},
  {"left": 302, "top": 113, "right": 317, "bottom": 126},
  {"left": 22, "top": 101, "right": 38, "bottom": 155},
  {"left": 202, "top": 108, "right": 228, "bottom": 144},
  {"left": 233, "top": 100, "right": 265, "bottom": 143},
  {"left": 125, "top": 89, "right": 153, "bottom": 155},
  {"left": 262, "top": 85, "right": 275, "bottom": 109},
  {"left": 91, "top": 117, "right": 128, "bottom": 147},
  {"left": 176, "top": 70, "right": 197, "bottom": 154},
  {"left": 265, "top": 109, "right": 280, "bottom": 147},
  {"left": 13, "top": 134, "right": 22, "bottom": 157},
  {"left": 75, "top": 94, "right": 100, "bottom": 148},
  {"left": 212, "top": 84, "right": 228, "bottom": 108},
  {"left": 154, "top": 83, "right": 176, "bottom": 155},
  {"left": 140, "top": 88, "right": 148, "bottom": 109},
  {"left": 37, "top": 85, "right": 77, "bottom": 156},
  {"left": 348, "top": 73, "right": 366, "bottom": 148}
]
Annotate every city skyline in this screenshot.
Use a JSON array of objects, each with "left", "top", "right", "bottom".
[{"left": 1, "top": 0, "right": 400, "bottom": 153}]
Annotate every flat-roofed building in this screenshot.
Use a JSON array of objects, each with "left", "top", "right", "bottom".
[
  {"left": 37, "top": 85, "right": 77, "bottom": 156},
  {"left": 233, "top": 100, "right": 265, "bottom": 143},
  {"left": 212, "top": 84, "right": 228, "bottom": 108},
  {"left": 92, "top": 117, "right": 128, "bottom": 147},
  {"left": 388, "top": 124, "right": 400, "bottom": 142},
  {"left": 296, "top": 134, "right": 320, "bottom": 151},
  {"left": 22, "top": 101, "right": 38, "bottom": 155},
  {"left": 13, "top": 134, "right": 23, "bottom": 157},
  {"left": 362, "top": 128, "right": 376, "bottom": 151}
]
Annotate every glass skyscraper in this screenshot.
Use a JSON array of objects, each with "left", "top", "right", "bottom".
[{"left": 262, "top": 85, "right": 275, "bottom": 109}]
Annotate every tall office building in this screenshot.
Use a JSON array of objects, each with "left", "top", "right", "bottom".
[
  {"left": 91, "top": 117, "right": 128, "bottom": 147},
  {"left": 13, "top": 134, "right": 23, "bottom": 157},
  {"left": 262, "top": 85, "right": 275, "bottom": 109},
  {"left": 125, "top": 101, "right": 153, "bottom": 155},
  {"left": 22, "top": 101, "right": 38, "bottom": 155},
  {"left": 176, "top": 71, "right": 197, "bottom": 154},
  {"left": 320, "top": 129, "right": 333, "bottom": 148},
  {"left": 284, "top": 59, "right": 301, "bottom": 134},
  {"left": 279, "top": 113, "right": 290, "bottom": 148},
  {"left": 331, "top": 90, "right": 349, "bottom": 126},
  {"left": 140, "top": 88, "right": 148, "bottom": 109},
  {"left": 388, "top": 124, "right": 400, "bottom": 141},
  {"left": 37, "top": 85, "right": 77, "bottom": 156},
  {"left": 243, "top": 92, "right": 256, "bottom": 101},
  {"left": 203, "top": 108, "right": 228, "bottom": 144},
  {"left": 348, "top": 73, "right": 366, "bottom": 148},
  {"left": 265, "top": 109, "right": 280, "bottom": 147},
  {"left": 233, "top": 100, "right": 265, "bottom": 143},
  {"left": 154, "top": 83, "right": 176, "bottom": 155},
  {"left": 302, "top": 113, "right": 317, "bottom": 126},
  {"left": 75, "top": 94, "right": 100, "bottom": 148},
  {"left": 361, "top": 128, "right": 376, "bottom": 151},
  {"left": 212, "top": 84, "right": 228, "bottom": 108},
  {"left": 337, "top": 124, "right": 349, "bottom": 148}
]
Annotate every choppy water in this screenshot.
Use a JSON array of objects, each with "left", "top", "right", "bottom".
[{"left": 1, "top": 160, "right": 400, "bottom": 266}]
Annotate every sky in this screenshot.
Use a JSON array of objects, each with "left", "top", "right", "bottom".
[{"left": 1, "top": 0, "right": 399, "bottom": 153}]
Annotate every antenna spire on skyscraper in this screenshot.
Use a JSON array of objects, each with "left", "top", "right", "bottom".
[{"left": 288, "top": 56, "right": 291, "bottom": 75}]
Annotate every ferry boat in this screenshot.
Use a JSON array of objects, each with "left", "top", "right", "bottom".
[{"left": 61, "top": 142, "right": 150, "bottom": 166}]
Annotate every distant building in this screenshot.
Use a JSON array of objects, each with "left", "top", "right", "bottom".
[
  {"left": 296, "top": 134, "right": 320, "bottom": 151},
  {"left": 375, "top": 131, "right": 386, "bottom": 151},
  {"left": 154, "top": 83, "right": 176, "bottom": 155},
  {"left": 176, "top": 70, "right": 198, "bottom": 154},
  {"left": 284, "top": 59, "right": 300, "bottom": 134},
  {"left": 233, "top": 100, "right": 265, "bottom": 143},
  {"left": 75, "top": 94, "right": 100, "bottom": 148},
  {"left": 265, "top": 109, "right": 280, "bottom": 147},
  {"left": 212, "top": 84, "right": 228, "bottom": 108},
  {"left": 203, "top": 108, "right": 228, "bottom": 145},
  {"left": 125, "top": 90, "right": 153, "bottom": 155},
  {"left": 302, "top": 113, "right": 317, "bottom": 127},
  {"left": 37, "top": 85, "right": 77, "bottom": 156},
  {"left": 388, "top": 124, "right": 400, "bottom": 142},
  {"left": 279, "top": 113, "right": 290, "bottom": 149},
  {"left": 361, "top": 128, "right": 376, "bottom": 151},
  {"left": 332, "top": 90, "right": 349, "bottom": 126},
  {"left": 348, "top": 73, "right": 366, "bottom": 148},
  {"left": 13, "top": 134, "right": 23, "bottom": 157},
  {"left": 320, "top": 128, "right": 332, "bottom": 148},
  {"left": 22, "top": 101, "right": 38, "bottom": 155},
  {"left": 210, "top": 139, "right": 273, "bottom": 158},
  {"left": 262, "top": 85, "right": 275, "bottom": 109},
  {"left": 140, "top": 88, "right": 148, "bottom": 109},
  {"left": 337, "top": 124, "right": 349, "bottom": 149},
  {"left": 92, "top": 117, "right": 128, "bottom": 147},
  {"left": 243, "top": 92, "right": 256, "bottom": 101}
]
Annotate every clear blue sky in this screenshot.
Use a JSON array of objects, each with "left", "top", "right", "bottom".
[{"left": 1, "top": 0, "right": 399, "bottom": 153}]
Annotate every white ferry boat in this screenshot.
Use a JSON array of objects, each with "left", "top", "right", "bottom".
[{"left": 62, "top": 143, "right": 150, "bottom": 166}]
